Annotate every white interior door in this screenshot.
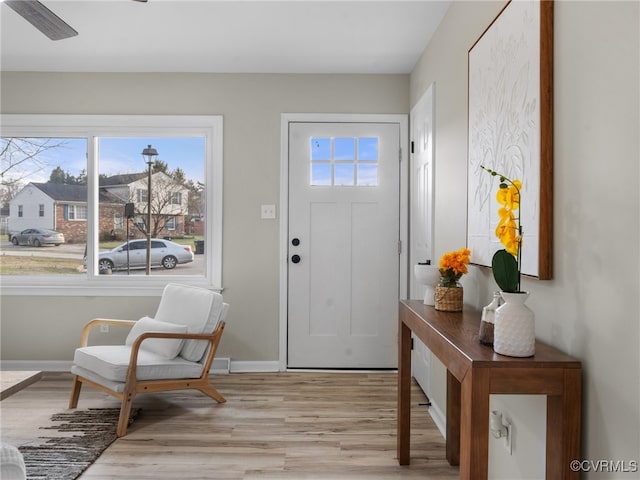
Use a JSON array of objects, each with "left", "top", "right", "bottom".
[
  {"left": 410, "top": 85, "right": 435, "bottom": 393},
  {"left": 287, "top": 122, "right": 400, "bottom": 368}
]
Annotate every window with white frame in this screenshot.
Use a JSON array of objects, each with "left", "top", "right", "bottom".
[
  {"left": 169, "top": 191, "right": 182, "bottom": 205},
  {"left": 114, "top": 214, "right": 123, "bottom": 231},
  {"left": 165, "top": 216, "right": 177, "bottom": 231},
  {"left": 136, "top": 189, "right": 148, "bottom": 203},
  {"left": 0, "top": 114, "right": 223, "bottom": 295},
  {"left": 66, "top": 204, "right": 88, "bottom": 220}
]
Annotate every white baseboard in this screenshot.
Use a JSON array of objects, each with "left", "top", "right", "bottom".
[
  {"left": 428, "top": 398, "right": 447, "bottom": 439},
  {"left": 0, "top": 358, "right": 281, "bottom": 375},
  {"left": 1, "top": 360, "right": 72, "bottom": 372},
  {"left": 229, "top": 360, "right": 280, "bottom": 373}
]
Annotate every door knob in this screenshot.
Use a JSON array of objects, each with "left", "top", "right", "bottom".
[{"left": 291, "top": 254, "right": 301, "bottom": 264}]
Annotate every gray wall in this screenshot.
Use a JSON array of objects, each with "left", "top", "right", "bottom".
[
  {"left": 0, "top": 73, "right": 409, "bottom": 362},
  {"left": 410, "top": 1, "right": 639, "bottom": 478}
]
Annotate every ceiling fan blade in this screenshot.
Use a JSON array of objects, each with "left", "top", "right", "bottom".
[{"left": 5, "top": 0, "right": 78, "bottom": 41}]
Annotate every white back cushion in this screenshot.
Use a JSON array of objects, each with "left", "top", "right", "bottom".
[
  {"left": 154, "top": 284, "right": 225, "bottom": 362},
  {"left": 125, "top": 316, "right": 187, "bottom": 360}
]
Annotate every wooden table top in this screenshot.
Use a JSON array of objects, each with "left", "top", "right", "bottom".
[{"left": 400, "top": 299, "right": 582, "bottom": 369}]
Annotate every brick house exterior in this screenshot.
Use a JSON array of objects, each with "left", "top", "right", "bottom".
[
  {"left": 52, "top": 202, "right": 126, "bottom": 242},
  {"left": 8, "top": 174, "right": 189, "bottom": 243}
]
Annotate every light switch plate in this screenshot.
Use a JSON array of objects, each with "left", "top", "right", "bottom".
[{"left": 261, "top": 204, "right": 276, "bottom": 219}]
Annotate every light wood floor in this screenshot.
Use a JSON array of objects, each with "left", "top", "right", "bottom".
[{"left": 1, "top": 371, "right": 458, "bottom": 479}]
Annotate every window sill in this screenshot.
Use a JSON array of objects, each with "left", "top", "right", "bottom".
[{"left": 1, "top": 277, "right": 223, "bottom": 296}]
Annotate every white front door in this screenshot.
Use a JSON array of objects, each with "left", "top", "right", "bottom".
[{"left": 287, "top": 122, "right": 401, "bottom": 368}]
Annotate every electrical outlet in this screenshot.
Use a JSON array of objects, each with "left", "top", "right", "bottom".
[
  {"left": 100, "top": 324, "right": 109, "bottom": 333},
  {"left": 261, "top": 204, "right": 276, "bottom": 219}
]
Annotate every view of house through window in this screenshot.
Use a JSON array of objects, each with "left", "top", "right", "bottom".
[
  {"left": 1, "top": 135, "right": 206, "bottom": 277},
  {"left": 0, "top": 137, "right": 88, "bottom": 275},
  {"left": 96, "top": 137, "right": 206, "bottom": 276}
]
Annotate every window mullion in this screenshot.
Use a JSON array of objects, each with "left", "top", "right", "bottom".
[{"left": 87, "top": 135, "right": 99, "bottom": 277}]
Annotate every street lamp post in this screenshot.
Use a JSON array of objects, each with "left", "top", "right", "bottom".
[{"left": 141, "top": 145, "right": 159, "bottom": 275}]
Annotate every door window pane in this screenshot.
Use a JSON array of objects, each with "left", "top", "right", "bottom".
[
  {"left": 334, "top": 164, "right": 355, "bottom": 186},
  {"left": 311, "top": 138, "right": 331, "bottom": 160},
  {"left": 358, "top": 137, "right": 379, "bottom": 161},
  {"left": 357, "top": 164, "right": 378, "bottom": 186},
  {"left": 310, "top": 136, "right": 379, "bottom": 187},
  {"left": 334, "top": 138, "right": 355, "bottom": 160},
  {"left": 311, "top": 163, "right": 332, "bottom": 186}
]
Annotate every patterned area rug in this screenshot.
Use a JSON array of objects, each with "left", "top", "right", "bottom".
[{"left": 18, "top": 408, "right": 140, "bottom": 480}]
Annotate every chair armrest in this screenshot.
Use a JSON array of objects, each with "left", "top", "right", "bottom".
[
  {"left": 128, "top": 329, "right": 219, "bottom": 357},
  {"left": 126, "top": 322, "right": 226, "bottom": 383},
  {"left": 79, "top": 318, "right": 136, "bottom": 347}
]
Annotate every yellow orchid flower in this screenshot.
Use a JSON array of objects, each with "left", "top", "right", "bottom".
[
  {"left": 495, "top": 209, "right": 519, "bottom": 256},
  {"left": 496, "top": 180, "right": 521, "bottom": 211},
  {"left": 480, "top": 165, "right": 523, "bottom": 292}
]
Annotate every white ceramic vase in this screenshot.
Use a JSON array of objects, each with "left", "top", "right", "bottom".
[
  {"left": 413, "top": 264, "right": 441, "bottom": 306},
  {"left": 493, "top": 292, "right": 535, "bottom": 357}
]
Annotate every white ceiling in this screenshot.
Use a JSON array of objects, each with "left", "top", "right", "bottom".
[{"left": 0, "top": 0, "right": 450, "bottom": 74}]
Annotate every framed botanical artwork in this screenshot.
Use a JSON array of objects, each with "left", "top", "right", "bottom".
[{"left": 467, "top": 0, "right": 553, "bottom": 279}]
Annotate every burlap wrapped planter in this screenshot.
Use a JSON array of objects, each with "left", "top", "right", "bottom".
[{"left": 434, "top": 285, "right": 463, "bottom": 312}]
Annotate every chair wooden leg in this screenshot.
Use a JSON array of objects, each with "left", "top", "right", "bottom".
[
  {"left": 69, "top": 376, "right": 82, "bottom": 408},
  {"left": 198, "top": 383, "right": 226, "bottom": 403},
  {"left": 116, "top": 393, "right": 135, "bottom": 437}
]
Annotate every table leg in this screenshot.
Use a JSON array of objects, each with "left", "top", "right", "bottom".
[
  {"left": 459, "top": 368, "right": 490, "bottom": 480},
  {"left": 546, "top": 369, "right": 582, "bottom": 479},
  {"left": 397, "top": 319, "right": 412, "bottom": 465},
  {"left": 446, "top": 370, "right": 461, "bottom": 465}
]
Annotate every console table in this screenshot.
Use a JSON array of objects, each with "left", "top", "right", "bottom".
[{"left": 397, "top": 300, "right": 582, "bottom": 479}]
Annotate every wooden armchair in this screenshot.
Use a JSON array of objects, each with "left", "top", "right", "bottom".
[{"left": 69, "top": 283, "right": 229, "bottom": 437}]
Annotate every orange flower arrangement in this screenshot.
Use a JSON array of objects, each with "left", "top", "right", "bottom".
[{"left": 438, "top": 247, "right": 471, "bottom": 287}]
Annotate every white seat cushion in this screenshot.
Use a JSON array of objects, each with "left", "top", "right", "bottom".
[
  {"left": 70, "top": 365, "right": 128, "bottom": 393},
  {"left": 73, "top": 345, "right": 202, "bottom": 383},
  {"left": 125, "top": 316, "right": 188, "bottom": 360},
  {"left": 154, "top": 283, "right": 225, "bottom": 362}
]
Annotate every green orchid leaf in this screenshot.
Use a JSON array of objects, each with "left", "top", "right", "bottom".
[{"left": 491, "top": 249, "right": 519, "bottom": 292}]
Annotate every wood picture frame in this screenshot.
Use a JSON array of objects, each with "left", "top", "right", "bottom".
[{"left": 467, "top": 0, "right": 553, "bottom": 279}]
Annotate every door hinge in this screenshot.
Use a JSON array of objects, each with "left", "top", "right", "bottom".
[
  {"left": 397, "top": 240, "right": 402, "bottom": 254},
  {"left": 398, "top": 147, "right": 402, "bottom": 162},
  {"left": 411, "top": 337, "right": 414, "bottom": 350},
  {"left": 410, "top": 141, "right": 415, "bottom": 154}
]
